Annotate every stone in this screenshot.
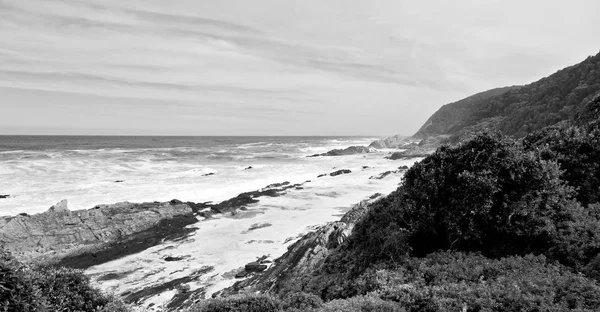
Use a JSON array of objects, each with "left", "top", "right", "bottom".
[
  {"left": 0, "top": 194, "right": 10, "bottom": 199},
  {"left": 0, "top": 201, "right": 194, "bottom": 266},
  {"left": 245, "top": 262, "right": 268, "bottom": 272},
  {"left": 170, "top": 199, "right": 183, "bottom": 205},
  {"left": 47, "top": 199, "right": 69, "bottom": 213},
  {"left": 307, "top": 146, "right": 372, "bottom": 157},
  {"left": 114, "top": 180, "right": 124, "bottom": 183},
  {"left": 164, "top": 256, "right": 184, "bottom": 262},
  {"left": 244, "top": 166, "right": 253, "bottom": 170},
  {"left": 330, "top": 169, "right": 351, "bottom": 177},
  {"left": 202, "top": 172, "right": 215, "bottom": 177},
  {"left": 235, "top": 271, "right": 249, "bottom": 278}
]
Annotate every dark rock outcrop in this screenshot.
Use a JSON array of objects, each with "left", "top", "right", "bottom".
[
  {"left": 0, "top": 201, "right": 195, "bottom": 267},
  {"left": 308, "top": 146, "right": 372, "bottom": 157},
  {"left": 329, "top": 169, "right": 351, "bottom": 176},
  {"left": 0, "top": 195, "right": 9, "bottom": 199}
]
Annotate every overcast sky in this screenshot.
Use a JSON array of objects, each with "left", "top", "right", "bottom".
[{"left": 1, "top": 0, "right": 599, "bottom": 136}]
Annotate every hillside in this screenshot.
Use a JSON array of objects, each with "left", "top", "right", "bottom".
[{"left": 414, "top": 51, "right": 600, "bottom": 141}]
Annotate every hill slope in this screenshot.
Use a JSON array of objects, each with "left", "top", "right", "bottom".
[{"left": 414, "top": 51, "right": 600, "bottom": 140}]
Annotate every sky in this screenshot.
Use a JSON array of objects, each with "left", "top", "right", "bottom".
[{"left": 1, "top": 0, "right": 599, "bottom": 136}]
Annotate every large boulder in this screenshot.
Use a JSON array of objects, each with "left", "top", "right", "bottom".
[{"left": 47, "top": 199, "right": 69, "bottom": 213}]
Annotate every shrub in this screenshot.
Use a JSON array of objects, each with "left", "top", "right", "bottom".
[
  {"left": 317, "top": 295, "right": 404, "bottom": 312},
  {"left": 370, "top": 252, "right": 600, "bottom": 312},
  {"left": 347, "top": 131, "right": 600, "bottom": 270},
  {"left": 189, "top": 293, "right": 283, "bottom": 312},
  {"left": 523, "top": 122, "right": 600, "bottom": 206},
  {"left": 0, "top": 247, "right": 128, "bottom": 312},
  {"left": 283, "top": 292, "right": 323, "bottom": 311}
]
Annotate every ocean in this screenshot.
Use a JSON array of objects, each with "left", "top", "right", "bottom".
[
  {"left": 1, "top": 135, "right": 380, "bottom": 214},
  {"left": 0, "top": 135, "right": 420, "bottom": 310}
]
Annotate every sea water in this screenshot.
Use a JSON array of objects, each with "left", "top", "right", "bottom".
[{"left": 0, "top": 136, "right": 420, "bottom": 310}]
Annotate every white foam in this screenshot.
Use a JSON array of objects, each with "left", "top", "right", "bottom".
[{"left": 85, "top": 153, "right": 421, "bottom": 310}]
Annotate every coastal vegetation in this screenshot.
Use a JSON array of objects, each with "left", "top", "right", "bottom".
[
  {"left": 192, "top": 119, "right": 600, "bottom": 311},
  {"left": 0, "top": 247, "right": 128, "bottom": 312}
]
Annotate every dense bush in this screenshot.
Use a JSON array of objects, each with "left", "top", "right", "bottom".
[
  {"left": 270, "top": 127, "right": 600, "bottom": 311},
  {"left": 346, "top": 131, "right": 600, "bottom": 272},
  {"left": 189, "top": 293, "right": 283, "bottom": 312},
  {"left": 316, "top": 295, "right": 404, "bottom": 312},
  {"left": 523, "top": 122, "right": 600, "bottom": 206},
  {"left": 367, "top": 252, "right": 600, "bottom": 312},
  {"left": 0, "top": 247, "right": 128, "bottom": 312}
]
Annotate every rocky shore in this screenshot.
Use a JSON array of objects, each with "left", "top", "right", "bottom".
[
  {"left": 0, "top": 200, "right": 196, "bottom": 267},
  {"left": 0, "top": 180, "right": 316, "bottom": 269},
  {"left": 217, "top": 197, "right": 378, "bottom": 297}
]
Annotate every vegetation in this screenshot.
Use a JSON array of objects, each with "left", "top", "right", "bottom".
[
  {"left": 0, "top": 247, "right": 129, "bottom": 312},
  {"left": 192, "top": 118, "right": 600, "bottom": 311},
  {"left": 415, "top": 52, "right": 600, "bottom": 140}
]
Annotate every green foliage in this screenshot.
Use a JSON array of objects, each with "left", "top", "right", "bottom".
[
  {"left": 0, "top": 247, "right": 128, "bottom": 312},
  {"left": 189, "top": 294, "right": 283, "bottom": 312}
]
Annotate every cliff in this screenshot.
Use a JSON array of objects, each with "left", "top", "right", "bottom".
[{"left": 0, "top": 200, "right": 196, "bottom": 267}]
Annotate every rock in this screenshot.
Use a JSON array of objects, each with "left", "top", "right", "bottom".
[
  {"left": 244, "top": 166, "right": 253, "bottom": 170},
  {"left": 114, "top": 180, "right": 124, "bottom": 183},
  {"left": 307, "top": 146, "right": 372, "bottom": 157},
  {"left": 176, "top": 284, "right": 191, "bottom": 293},
  {"left": 330, "top": 169, "right": 351, "bottom": 177},
  {"left": 0, "top": 201, "right": 195, "bottom": 266},
  {"left": 398, "top": 165, "right": 409, "bottom": 170},
  {"left": 239, "top": 207, "right": 248, "bottom": 211},
  {"left": 369, "top": 193, "right": 382, "bottom": 199},
  {"left": 0, "top": 195, "right": 9, "bottom": 199},
  {"left": 170, "top": 199, "right": 183, "bottom": 205},
  {"left": 317, "top": 173, "right": 327, "bottom": 178},
  {"left": 242, "top": 222, "right": 272, "bottom": 234},
  {"left": 47, "top": 199, "right": 69, "bottom": 213},
  {"left": 369, "top": 170, "right": 397, "bottom": 180},
  {"left": 245, "top": 262, "right": 268, "bottom": 272},
  {"left": 362, "top": 166, "right": 369, "bottom": 169},
  {"left": 202, "top": 172, "right": 215, "bottom": 177},
  {"left": 265, "top": 181, "right": 290, "bottom": 188},
  {"left": 164, "top": 256, "right": 184, "bottom": 262},
  {"left": 235, "top": 271, "right": 249, "bottom": 278},
  {"left": 197, "top": 211, "right": 212, "bottom": 219}
]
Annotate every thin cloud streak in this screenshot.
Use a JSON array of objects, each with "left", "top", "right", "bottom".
[{"left": 0, "top": 0, "right": 599, "bottom": 135}]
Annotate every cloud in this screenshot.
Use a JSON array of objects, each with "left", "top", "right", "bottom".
[{"left": 1, "top": 0, "right": 599, "bottom": 135}]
